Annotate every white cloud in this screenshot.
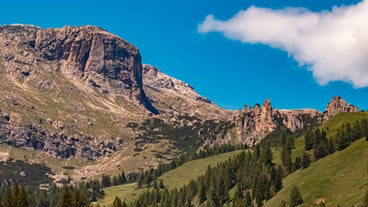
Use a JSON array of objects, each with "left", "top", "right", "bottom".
[{"left": 198, "top": 1, "right": 368, "bottom": 88}]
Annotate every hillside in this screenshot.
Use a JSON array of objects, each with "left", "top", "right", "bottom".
[
  {"left": 265, "top": 138, "right": 368, "bottom": 206},
  {"left": 98, "top": 112, "right": 368, "bottom": 207},
  {"left": 266, "top": 112, "right": 368, "bottom": 206},
  {"left": 97, "top": 150, "right": 243, "bottom": 206},
  {"left": 0, "top": 24, "right": 363, "bottom": 188}
]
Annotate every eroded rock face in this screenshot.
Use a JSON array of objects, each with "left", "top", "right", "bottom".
[
  {"left": 324, "top": 96, "right": 359, "bottom": 118},
  {"left": 142, "top": 64, "right": 211, "bottom": 103},
  {"left": 0, "top": 25, "right": 157, "bottom": 114},
  {"left": 233, "top": 96, "right": 360, "bottom": 146},
  {"left": 234, "top": 99, "right": 321, "bottom": 146},
  {"left": 0, "top": 109, "right": 121, "bottom": 160}
]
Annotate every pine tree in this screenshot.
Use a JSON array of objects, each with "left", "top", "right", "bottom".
[
  {"left": 113, "top": 196, "right": 123, "bottom": 207},
  {"left": 304, "top": 130, "right": 314, "bottom": 150},
  {"left": 2, "top": 188, "right": 14, "bottom": 207},
  {"left": 57, "top": 186, "right": 72, "bottom": 207},
  {"left": 72, "top": 187, "right": 88, "bottom": 207},
  {"left": 120, "top": 171, "right": 127, "bottom": 184},
  {"left": 363, "top": 185, "right": 368, "bottom": 207},
  {"left": 15, "top": 186, "right": 28, "bottom": 207},
  {"left": 198, "top": 178, "right": 207, "bottom": 204},
  {"left": 244, "top": 191, "right": 252, "bottom": 207},
  {"left": 301, "top": 152, "right": 311, "bottom": 169},
  {"left": 289, "top": 186, "right": 303, "bottom": 207}
]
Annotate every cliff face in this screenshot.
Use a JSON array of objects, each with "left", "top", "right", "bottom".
[
  {"left": 324, "top": 96, "right": 359, "bottom": 118},
  {"left": 233, "top": 96, "right": 357, "bottom": 146},
  {"left": 233, "top": 99, "right": 319, "bottom": 146},
  {"left": 0, "top": 25, "right": 157, "bottom": 114},
  {"left": 0, "top": 25, "right": 163, "bottom": 160}
]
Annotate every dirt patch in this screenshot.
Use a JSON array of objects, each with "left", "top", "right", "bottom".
[{"left": 315, "top": 197, "right": 326, "bottom": 205}]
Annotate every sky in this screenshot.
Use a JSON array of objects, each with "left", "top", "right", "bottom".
[{"left": 1, "top": 0, "right": 367, "bottom": 111}]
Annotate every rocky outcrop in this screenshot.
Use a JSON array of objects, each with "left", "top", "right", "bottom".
[
  {"left": 278, "top": 109, "right": 321, "bottom": 132},
  {"left": 233, "top": 96, "right": 360, "bottom": 146},
  {"left": 234, "top": 99, "right": 278, "bottom": 146},
  {"left": 234, "top": 99, "right": 322, "bottom": 146},
  {"left": 324, "top": 96, "right": 359, "bottom": 119},
  {"left": 142, "top": 64, "right": 211, "bottom": 103},
  {"left": 0, "top": 109, "right": 121, "bottom": 160},
  {"left": 0, "top": 24, "right": 157, "bottom": 114}
]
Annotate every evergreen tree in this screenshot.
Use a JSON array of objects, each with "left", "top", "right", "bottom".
[
  {"left": 260, "top": 141, "right": 273, "bottom": 167},
  {"left": 72, "top": 187, "right": 88, "bottom": 207},
  {"left": 2, "top": 188, "right": 13, "bottom": 207},
  {"left": 363, "top": 185, "right": 368, "bottom": 207},
  {"left": 301, "top": 152, "right": 311, "bottom": 169},
  {"left": 304, "top": 130, "right": 314, "bottom": 150},
  {"left": 159, "top": 180, "right": 165, "bottom": 189},
  {"left": 289, "top": 186, "right": 303, "bottom": 207},
  {"left": 57, "top": 186, "right": 72, "bottom": 207},
  {"left": 244, "top": 191, "right": 252, "bottom": 207},
  {"left": 15, "top": 186, "right": 28, "bottom": 207},
  {"left": 113, "top": 196, "right": 123, "bottom": 207}
]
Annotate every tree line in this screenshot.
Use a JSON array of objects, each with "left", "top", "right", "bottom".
[
  {"left": 305, "top": 118, "right": 368, "bottom": 161},
  {"left": 131, "top": 141, "right": 283, "bottom": 207}
]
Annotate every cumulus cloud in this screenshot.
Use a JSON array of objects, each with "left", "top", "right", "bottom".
[{"left": 198, "top": 1, "right": 368, "bottom": 87}]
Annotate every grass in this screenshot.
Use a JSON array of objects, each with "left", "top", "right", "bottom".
[
  {"left": 321, "top": 112, "right": 368, "bottom": 137},
  {"left": 160, "top": 150, "right": 243, "bottom": 189},
  {"left": 98, "top": 150, "right": 244, "bottom": 206},
  {"left": 265, "top": 112, "right": 368, "bottom": 207},
  {"left": 265, "top": 138, "right": 368, "bottom": 207}
]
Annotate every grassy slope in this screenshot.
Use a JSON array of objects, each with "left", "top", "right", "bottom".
[
  {"left": 266, "top": 112, "right": 368, "bottom": 207},
  {"left": 98, "top": 150, "right": 244, "bottom": 206},
  {"left": 100, "top": 112, "right": 368, "bottom": 206},
  {"left": 265, "top": 138, "right": 368, "bottom": 207}
]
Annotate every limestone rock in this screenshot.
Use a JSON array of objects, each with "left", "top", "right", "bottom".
[
  {"left": 324, "top": 96, "right": 359, "bottom": 118},
  {"left": 0, "top": 24, "right": 157, "bottom": 114},
  {"left": 234, "top": 99, "right": 321, "bottom": 146},
  {"left": 142, "top": 64, "right": 210, "bottom": 103}
]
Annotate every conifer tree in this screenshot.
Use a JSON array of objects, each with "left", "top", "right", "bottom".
[
  {"left": 57, "top": 186, "right": 72, "bottom": 207},
  {"left": 72, "top": 187, "right": 88, "bottom": 207},
  {"left": 15, "top": 186, "right": 28, "bottom": 207},
  {"left": 363, "top": 185, "right": 368, "bottom": 207},
  {"left": 289, "top": 186, "right": 303, "bottom": 207},
  {"left": 113, "top": 196, "right": 123, "bottom": 207}
]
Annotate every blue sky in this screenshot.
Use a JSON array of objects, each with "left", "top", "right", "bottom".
[{"left": 1, "top": 0, "right": 367, "bottom": 111}]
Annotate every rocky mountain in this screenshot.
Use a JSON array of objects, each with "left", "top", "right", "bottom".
[
  {"left": 0, "top": 24, "right": 362, "bottom": 183},
  {"left": 142, "top": 64, "right": 229, "bottom": 119},
  {"left": 232, "top": 96, "right": 359, "bottom": 146},
  {"left": 324, "top": 95, "right": 359, "bottom": 118},
  {"left": 0, "top": 24, "right": 157, "bottom": 114},
  {"left": 0, "top": 25, "right": 234, "bottom": 181}
]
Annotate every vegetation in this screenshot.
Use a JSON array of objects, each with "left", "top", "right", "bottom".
[
  {"left": 131, "top": 141, "right": 283, "bottom": 207},
  {"left": 289, "top": 185, "right": 303, "bottom": 207}
]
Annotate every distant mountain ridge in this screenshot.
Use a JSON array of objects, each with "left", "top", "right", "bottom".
[
  {"left": 0, "top": 24, "right": 361, "bottom": 182},
  {"left": 232, "top": 96, "right": 359, "bottom": 146}
]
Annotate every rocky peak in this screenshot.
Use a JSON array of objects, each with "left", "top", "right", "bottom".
[
  {"left": 324, "top": 96, "right": 359, "bottom": 118},
  {"left": 142, "top": 64, "right": 211, "bottom": 103},
  {"left": 234, "top": 99, "right": 278, "bottom": 146},
  {"left": 0, "top": 25, "right": 157, "bottom": 114}
]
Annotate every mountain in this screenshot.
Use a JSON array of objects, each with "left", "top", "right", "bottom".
[
  {"left": 232, "top": 96, "right": 359, "bottom": 146},
  {"left": 0, "top": 24, "right": 361, "bottom": 185}
]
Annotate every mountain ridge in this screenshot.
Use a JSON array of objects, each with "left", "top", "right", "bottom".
[{"left": 0, "top": 24, "right": 361, "bottom": 183}]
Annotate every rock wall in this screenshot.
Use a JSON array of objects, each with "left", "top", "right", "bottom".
[
  {"left": 0, "top": 25, "right": 157, "bottom": 114},
  {"left": 233, "top": 96, "right": 358, "bottom": 146}
]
